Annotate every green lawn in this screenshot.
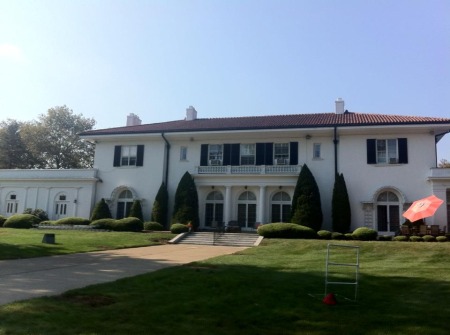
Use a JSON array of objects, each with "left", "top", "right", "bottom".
[
  {"left": 1, "top": 238, "right": 449, "bottom": 334},
  {"left": 0, "top": 228, "right": 175, "bottom": 259}
]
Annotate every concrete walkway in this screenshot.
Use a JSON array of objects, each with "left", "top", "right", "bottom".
[{"left": 0, "top": 244, "right": 248, "bottom": 306}]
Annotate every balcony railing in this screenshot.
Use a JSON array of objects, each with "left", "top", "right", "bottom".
[
  {"left": 195, "top": 165, "right": 301, "bottom": 175},
  {"left": 428, "top": 168, "right": 450, "bottom": 179}
]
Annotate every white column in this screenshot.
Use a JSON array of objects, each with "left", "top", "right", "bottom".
[
  {"left": 224, "top": 186, "right": 232, "bottom": 225},
  {"left": 258, "top": 186, "right": 266, "bottom": 223}
]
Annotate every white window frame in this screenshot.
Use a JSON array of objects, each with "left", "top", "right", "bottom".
[
  {"left": 376, "top": 139, "right": 398, "bottom": 164},
  {"left": 180, "top": 146, "right": 188, "bottom": 161},
  {"left": 6, "top": 194, "right": 18, "bottom": 215},
  {"left": 313, "top": 143, "right": 321, "bottom": 159},
  {"left": 208, "top": 144, "right": 223, "bottom": 165},
  {"left": 240, "top": 144, "right": 256, "bottom": 165},
  {"left": 121, "top": 145, "right": 138, "bottom": 166},
  {"left": 274, "top": 143, "right": 289, "bottom": 165}
]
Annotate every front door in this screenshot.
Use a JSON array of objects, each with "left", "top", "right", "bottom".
[
  {"left": 377, "top": 205, "right": 400, "bottom": 232},
  {"left": 238, "top": 203, "right": 256, "bottom": 228}
]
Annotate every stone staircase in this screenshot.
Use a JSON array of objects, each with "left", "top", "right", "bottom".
[{"left": 169, "top": 232, "right": 263, "bottom": 247}]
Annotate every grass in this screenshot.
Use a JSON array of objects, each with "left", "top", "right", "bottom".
[
  {"left": 0, "top": 228, "right": 175, "bottom": 259},
  {"left": 0, "top": 238, "right": 449, "bottom": 334}
]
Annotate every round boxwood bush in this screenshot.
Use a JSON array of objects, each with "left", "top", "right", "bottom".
[
  {"left": 170, "top": 223, "right": 189, "bottom": 234},
  {"left": 422, "top": 235, "right": 436, "bottom": 242},
  {"left": 436, "top": 236, "right": 448, "bottom": 242},
  {"left": 90, "top": 218, "right": 117, "bottom": 230},
  {"left": 352, "top": 227, "right": 378, "bottom": 241},
  {"left": 317, "top": 230, "right": 332, "bottom": 240},
  {"left": 56, "top": 217, "right": 91, "bottom": 226},
  {"left": 257, "top": 223, "right": 316, "bottom": 239},
  {"left": 409, "top": 236, "right": 423, "bottom": 242},
  {"left": 393, "top": 236, "right": 409, "bottom": 242},
  {"left": 331, "top": 232, "right": 346, "bottom": 240},
  {"left": 0, "top": 215, "right": 7, "bottom": 227},
  {"left": 3, "top": 214, "right": 41, "bottom": 229},
  {"left": 378, "top": 235, "right": 393, "bottom": 241},
  {"left": 144, "top": 221, "right": 164, "bottom": 231}
]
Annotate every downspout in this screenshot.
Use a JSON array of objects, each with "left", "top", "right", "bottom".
[
  {"left": 333, "top": 126, "right": 339, "bottom": 179},
  {"left": 161, "top": 133, "right": 171, "bottom": 187}
]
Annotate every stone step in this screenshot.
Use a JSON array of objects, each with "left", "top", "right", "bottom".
[{"left": 170, "top": 232, "right": 262, "bottom": 247}]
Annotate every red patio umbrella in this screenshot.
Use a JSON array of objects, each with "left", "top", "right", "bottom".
[{"left": 402, "top": 195, "right": 444, "bottom": 222}]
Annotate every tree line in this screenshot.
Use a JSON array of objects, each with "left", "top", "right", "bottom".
[{"left": 0, "top": 105, "right": 95, "bottom": 169}]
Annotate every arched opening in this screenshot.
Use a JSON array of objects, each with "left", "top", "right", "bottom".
[
  {"left": 204, "top": 191, "right": 224, "bottom": 227},
  {"left": 116, "top": 189, "right": 134, "bottom": 219},
  {"left": 376, "top": 190, "right": 401, "bottom": 233},
  {"left": 237, "top": 191, "right": 257, "bottom": 228},
  {"left": 271, "top": 191, "right": 291, "bottom": 223}
]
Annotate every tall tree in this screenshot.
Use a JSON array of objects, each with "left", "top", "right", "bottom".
[
  {"left": 291, "top": 164, "right": 323, "bottom": 231},
  {"left": 332, "top": 173, "right": 351, "bottom": 233},
  {"left": 151, "top": 182, "right": 169, "bottom": 228},
  {"left": 20, "top": 105, "right": 96, "bottom": 168},
  {"left": 172, "top": 171, "right": 199, "bottom": 228},
  {"left": 0, "top": 119, "right": 35, "bottom": 168}
]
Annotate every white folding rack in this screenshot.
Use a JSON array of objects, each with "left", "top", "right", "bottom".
[{"left": 325, "top": 243, "right": 360, "bottom": 302}]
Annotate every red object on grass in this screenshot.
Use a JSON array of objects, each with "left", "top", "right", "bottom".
[{"left": 323, "top": 293, "right": 337, "bottom": 305}]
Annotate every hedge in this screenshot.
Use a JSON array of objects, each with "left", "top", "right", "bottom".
[
  {"left": 3, "top": 214, "right": 41, "bottom": 229},
  {"left": 0, "top": 215, "right": 7, "bottom": 227},
  {"left": 257, "top": 223, "right": 316, "bottom": 239},
  {"left": 55, "top": 217, "right": 91, "bottom": 226},
  {"left": 352, "top": 227, "right": 378, "bottom": 241},
  {"left": 170, "top": 223, "right": 189, "bottom": 234},
  {"left": 90, "top": 217, "right": 143, "bottom": 232},
  {"left": 144, "top": 221, "right": 164, "bottom": 231},
  {"left": 317, "top": 230, "right": 332, "bottom": 240}
]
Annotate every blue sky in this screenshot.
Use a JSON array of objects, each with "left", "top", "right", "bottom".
[{"left": 1, "top": 0, "right": 449, "bottom": 160}]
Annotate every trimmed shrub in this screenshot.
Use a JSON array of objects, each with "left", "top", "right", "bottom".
[
  {"left": 39, "top": 220, "right": 57, "bottom": 225},
  {"left": 422, "top": 235, "right": 436, "bottom": 242},
  {"left": 172, "top": 172, "right": 199, "bottom": 228},
  {"left": 409, "top": 236, "right": 423, "bottom": 242},
  {"left": 90, "top": 198, "right": 112, "bottom": 221},
  {"left": 331, "top": 232, "right": 346, "bottom": 240},
  {"left": 90, "top": 217, "right": 143, "bottom": 232},
  {"left": 4, "top": 214, "right": 41, "bottom": 229},
  {"left": 144, "top": 221, "right": 164, "bottom": 231},
  {"left": 0, "top": 215, "right": 7, "bottom": 227},
  {"left": 317, "top": 230, "right": 332, "bottom": 240},
  {"left": 23, "top": 208, "right": 49, "bottom": 221},
  {"left": 90, "top": 218, "right": 116, "bottom": 230},
  {"left": 129, "top": 200, "right": 144, "bottom": 222},
  {"left": 378, "top": 235, "right": 393, "bottom": 241},
  {"left": 257, "top": 223, "right": 317, "bottom": 239},
  {"left": 352, "top": 227, "right": 378, "bottom": 241},
  {"left": 170, "top": 223, "right": 189, "bottom": 234},
  {"left": 436, "top": 236, "right": 448, "bottom": 242},
  {"left": 393, "top": 236, "right": 409, "bottom": 242},
  {"left": 344, "top": 233, "right": 354, "bottom": 240},
  {"left": 332, "top": 173, "right": 351, "bottom": 233},
  {"left": 152, "top": 182, "right": 168, "bottom": 229},
  {"left": 55, "top": 217, "right": 91, "bottom": 226}
]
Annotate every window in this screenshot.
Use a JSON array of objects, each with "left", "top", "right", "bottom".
[
  {"left": 113, "top": 145, "right": 144, "bottom": 167},
  {"left": 367, "top": 138, "right": 408, "bottom": 164},
  {"left": 6, "top": 193, "right": 18, "bottom": 214},
  {"left": 180, "top": 146, "right": 188, "bottom": 161},
  {"left": 116, "top": 190, "right": 133, "bottom": 219},
  {"left": 208, "top": 144, "right": 223, "bottom": 165},
  {"left": 238, "top": 191, "right": 257, "bottom": 228},
  {"left": 376, "top": 191, "right": 400, "bottom": 232},
  {"left": 313, "top": 143, "right": 321, "bottom": 159},
  {"left": 240, "top": 144, "right": 256, "bottom": 165},
  {"left": 271, "top": 192, "right": 291, "bottom": 223},
  {"left": 205, "top": 191, "right": 224, "bottom": 227},
  {"left": 274, "top": 143, "right": 289, "bottom": 165}
]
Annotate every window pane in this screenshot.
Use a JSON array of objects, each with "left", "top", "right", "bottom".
[{"left": 377, "top": 140, "right": 386, "bottom": 163}]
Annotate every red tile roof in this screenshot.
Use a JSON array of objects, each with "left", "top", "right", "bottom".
[{"left": 80, "top": 112, "right": 450, "bottom": 136}]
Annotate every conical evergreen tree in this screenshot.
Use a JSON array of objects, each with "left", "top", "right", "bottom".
[
  {"left": 90, "top": 198, "right": 112, "bottom": 221},
  {"left": 332, "top": 173, "right": 351, "bottom": 233},
  {"left": 151, "top": 182, "right": 168, "bottom": 228},
  {"left": 129, "top": 199, "right": 144, "bottom": 222},
  {"left": 172, "top": 172, "right": 199, "bottom": 228},
  {"left": 291, "top": 164, "right": 323, "bottom": 231}
]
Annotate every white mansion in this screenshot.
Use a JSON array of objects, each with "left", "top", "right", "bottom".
[{"left": 1, "top": 99, "right": 450, "bottom": 234}]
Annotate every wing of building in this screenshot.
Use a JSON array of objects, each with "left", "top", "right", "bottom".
[{"left": 1, "top": 99, "right": 450, "bottom": 234}]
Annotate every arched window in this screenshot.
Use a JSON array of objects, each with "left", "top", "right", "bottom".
[
  {"left": 6, "top": 193, "right": 18, "bottom": 215},
  {"left": 376, "top": 190, "right": 400, "bottom": 232},
  {"left": 238, "top": 191, "right": 257, "bottom": 228},
  {"left": 271, "top": 192, "right": 291, "bottom": 223},
  {"left": 55, "top": 193, "right": 69, "bottom": 219},
  {"left": 117, "top": 189, "right": 134, "bottom": 219},
  {"left": 205, "top": 191, "right": 224, "bottom": 227}
]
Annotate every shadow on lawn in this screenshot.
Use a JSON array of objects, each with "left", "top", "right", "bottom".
[{"left": 0, "top": 258, "right": 447, "bottom": 335}]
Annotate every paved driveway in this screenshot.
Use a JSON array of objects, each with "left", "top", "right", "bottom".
[{"left": 0, "top": 244, "right": 248, "bottom": 305}]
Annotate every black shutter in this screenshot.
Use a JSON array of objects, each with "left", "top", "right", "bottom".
[
  {"left": 200, "top": 144, "right": 208, "bottom": 166},
  {"left": 367, "top": 139, "right": 376, "bottom": 164},
  {"left": 136, "top": 145, "right": 144, "bottom": 166},
  {"left": 223, "top": 144, "right": 231, "bottom": 165},
  {"left": 231, "top": 144, "right": 240, "bottom": 165},
  {"left": 398, "top": 138, "right": 408, "bottom": 164},
  {"left": 256, "top": 143, "right": 265, "bottom": 165},
  {"left": 289, "top": 142, "right": 298, "bottom": 165},
  {"left": 265, "top": 143, "right": 273, "bottom": 165},
  {"left": 113, "top": 146, "right": 122, "bottom": 167}
]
